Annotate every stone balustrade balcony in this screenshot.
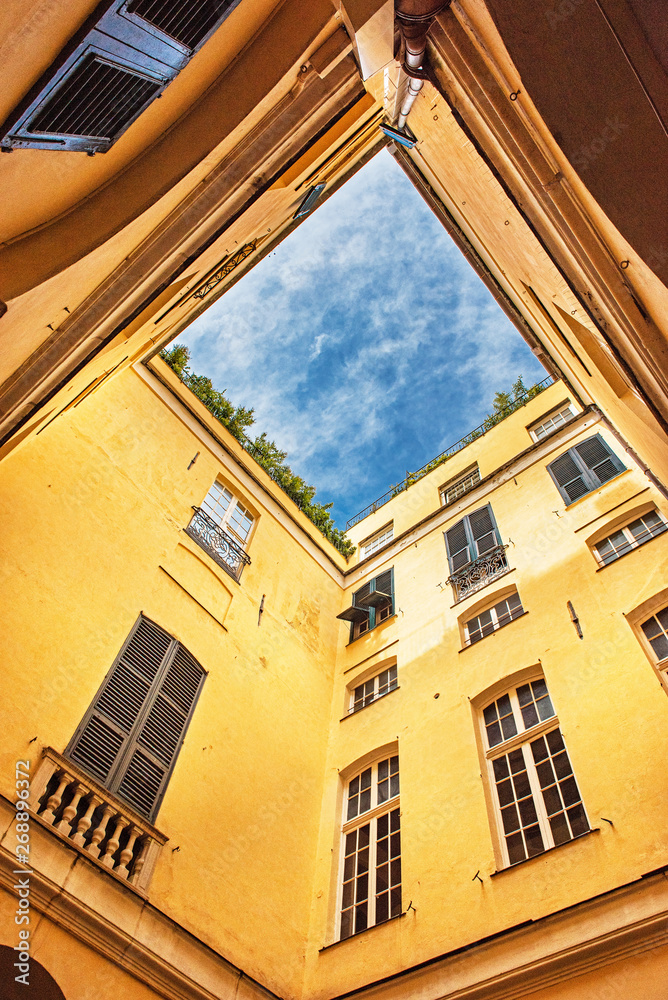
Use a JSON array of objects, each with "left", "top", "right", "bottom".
[
  {"left": 30, "top": 747, "right": 167, "bottom": 894},
  {"left": 447, "top": 544, "right": 510, "bottom": 602}
]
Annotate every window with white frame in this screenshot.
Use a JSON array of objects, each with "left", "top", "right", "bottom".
[
  {"left": 439, "top": 465, "right": 481, "bottom": 506},
  {"left": 640, "top": 608, "right": 668, "bottom": 666},
  {"left": 528, "top": 404, "right": 575, "bottom": 442},
  {"left": 200, "top": 481, "right": 254, "bottom": 544},
  {"left": 362, "top": 524, "right": 394, "bottom": 559},
  {"left": 481, "top": 678, "right": 589, "bottom": 866},
  {"left": 547, "top": 434, "right": 625, "bottom": 504},
  {"left": 186, "top": 480, "right": 254, "bottom": 581},
  {"left": 349, "top": 666, "right": 398, "bottom": 714},
  {"left": 339, "top": 755, "right": 401, "bottom": 939},
  {"left": 464, "top": 591, "right": 524, "bottom": 646},
  {"left": 592, "top": 509, "right": 667, "bottom": 566}
]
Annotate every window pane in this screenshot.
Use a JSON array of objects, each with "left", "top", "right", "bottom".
[
  {"left": 506, "top": 832, "right": 526, "bottom": 864},
  {"left": 525, "top": 824, "right": 545, "bottom": 857}
]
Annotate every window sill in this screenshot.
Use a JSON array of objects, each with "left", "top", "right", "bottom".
[
  {"left": 319, "top": 911, "right": 405, "bottom": 951},
  {"left": 340, "top": 686, "right": 400, "bottom": 721},
  {"left": 346, "top": 613, "right": 398, "bottom": 646},
  {"left": 449, "top": 568, "right": 516, "bottom": 609},
  {"left": 594, "top": 527, "right": 667, "bottom": 571},
  {"left": 490, "top": 828, "right": 600, "bottom": 877},
  {"left": 458, "top": 611, "right": 528, "bottom": 652}
]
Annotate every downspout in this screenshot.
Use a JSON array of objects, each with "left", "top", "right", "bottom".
[{"left": 395, "top": 1, "right": 450, "bottom": 129}]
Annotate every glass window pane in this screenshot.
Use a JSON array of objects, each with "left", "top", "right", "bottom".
[
  {"left": 375, "top": 893, "right": 389, "bottom": 923},
  {"left": 521, "top": 702, "right": 539, "bottom": 729},
  {"left": 542, "top": 784, "right": 562, "bottom": 816},
  {"left": 355, "top": 903, "right": 368, "bottom": 933},
  {"left": 501, "top": 803, "right": 520, "bottom": 834},
  {"left": 496, "top": 777, "right": 514, "bottom": 806},
  {"left": 549, "top": 811, "right": 570, "bottom": 846},
  {"left": 493, "top": 756, "right": 509, "bottom": 780},
  {"left": 559, "top": 776, "right": 580, "bottom": 806},
  {"left": 506, "top": 832, "right": 526, "bottom": 864},
  {"left": 567, "top": 803, "right": 589, "bottom": 836},
  {"left": 546, "top": 729, "right": 565, "bottom": 753},
  {"left": 525, "top": 824, "right": 545, "bottom": 857},
  {"left": 486, "top": 720, "right": 502, "bottom": 747},
  {"left": 518, "top": 796, "right": 538, "bottom": 825}
]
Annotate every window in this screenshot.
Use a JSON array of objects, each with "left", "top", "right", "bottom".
[
  {"left": 186, "top": 480, "right": 254, "bottom": 581},
  {"left": 444, "top": 505, "right": 507, "bottom": 601},
  {"left": 349, "top": 666, "right": 398, "bottom": 714},
  {"left": 337, "top": 568, "right": 394, "bottom": 640},
  {"left": 361, "top": 523, "right": 394, "bottom": 559},
  {"left": 66, "top": 615, "right": 206, "bottom": 822},
  {"left": 547, "top": 434, "right": 625, "bottom": 504},
  {"left": 0, "top": 0, "right": 241, "bottom": 153},
  {"left": 464, "top": 591, "right": 524, "bottom": 646},
  {"left": 439, "top": 465, "right": 481, "bottom": 506},
  {"left": 481, "top": 678, "right": 589, "bottom": 867},
  {"left": 640, "top": 608, "right": 668, "bottom": 666},
  {"left": 592, "top": 509, "right": 667, "bottom": 566},
  {"left": 528, "top": 404, "right": 575, "bottom": 442},
  {"left": 339, "top": 755, "right": 401, "bottom": 939}
]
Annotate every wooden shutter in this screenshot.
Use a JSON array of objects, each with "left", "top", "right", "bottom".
[
  {"left": 573, "top": 435, "right": 624, "bottom": 486},
  {"left": 468, "top": 506, "right": 498, "bottom": 557},
  {"left": 444, "top": 519, "right": 470, "bottom": 572},
  {"left": 0, "top": 0, "right": 241, "bottom": 153},
  {"left": 67, "top": 616, "right": 205, "bottom": 821},
  {"left": 374, "top": 569, "right": 393, "bottom": 603},
  {"left": 548, "top": 435, "right": 624, "bottom": 503},
  {"left": 353, "top": 581, "right": 372, "bottom": 608},
  {"left": 547, "top": 451, "right": 589, "bottom": 503}
]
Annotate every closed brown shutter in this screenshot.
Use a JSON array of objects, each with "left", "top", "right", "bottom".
[{"left": 67, "top": 615, "right": 205, "bottom": 821}]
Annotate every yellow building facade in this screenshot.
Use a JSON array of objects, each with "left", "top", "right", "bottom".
[
  {"left": 1, "top": 360, "right": 667, "bottom": 999},
  {"left": 2, "top": 1, "right": 668, "bottom": 997}
]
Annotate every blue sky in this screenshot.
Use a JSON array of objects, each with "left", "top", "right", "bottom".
[{"left": 180, "top": 149, "right": 546, "bottom": 527}]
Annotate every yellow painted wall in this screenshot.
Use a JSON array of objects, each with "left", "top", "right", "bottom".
[
  {"left": 303, "top": 386, "right": 668, "bottom": 998},
  {"left": 0, "top": 363, "right": 343, "bottom": 998},
  {"left": 1, "top": 366, "right": 667, "bottom": 999}
]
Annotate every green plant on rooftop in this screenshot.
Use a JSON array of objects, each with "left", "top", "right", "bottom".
[
  {"left": 160, "top": 344, "right": 356, "bottom": 558},
  {"left": 349, "top": 372, "right": 554, "bottom": 527}
]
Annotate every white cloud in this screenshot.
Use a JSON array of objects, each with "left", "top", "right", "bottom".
[{"left": 179, "top": 150, "right": 546, "bottom": 523}]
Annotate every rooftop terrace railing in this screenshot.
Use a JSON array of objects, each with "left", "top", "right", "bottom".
[{"left": 346, "top": 375, "right": 556, "bottom": 529}]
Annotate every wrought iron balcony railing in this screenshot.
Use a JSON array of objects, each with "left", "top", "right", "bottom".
[
  {"left": 447, "top": 544, "right": 509, "bottom": 602},
  {"left": 185, "top": 506, "right": 251, "bottom": 582},
  {"left": 30, "top": 748, "right": 167, "bottom": 894}
]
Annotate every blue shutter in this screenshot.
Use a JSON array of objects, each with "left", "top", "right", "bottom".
[
  {"left": 548, "top": 435, "right": 624, "bottom": 503},
  {"left": 444, "top": 519, "right": 470, "bottom": 573}
]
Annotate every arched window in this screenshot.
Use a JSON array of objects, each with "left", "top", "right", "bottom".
[{"left": 477, "top": 675, "right": 589, "bottom": 867}]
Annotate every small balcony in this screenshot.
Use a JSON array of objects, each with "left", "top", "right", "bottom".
[
  {"left": 448, "top": 544, "right": 509, "bottom": 602},
  {"left": 185, "top": 506, "right": 251, "bottom": 582},
  {"left": 30, "top": 748, "right": 166, "bottom": 894}
]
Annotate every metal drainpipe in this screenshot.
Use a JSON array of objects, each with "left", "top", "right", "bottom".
[
  {"left": 395, "top": 1, "right": 450, "bottom": 129},
  {"left": 591, "top": 404, "right": 668, "bottom": 502}
]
